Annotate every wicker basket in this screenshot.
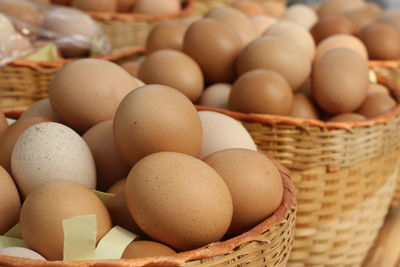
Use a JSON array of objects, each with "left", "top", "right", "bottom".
[
  {"left": 197, "top": 70, "right": 400, "bottom": 266},
  {"left": 0, "top": 47, "right": 145, "bottom": 110}
]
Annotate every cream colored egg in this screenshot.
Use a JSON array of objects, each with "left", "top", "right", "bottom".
[
  {"left": 199, "top": 83, "right": 231, "bottom": 109},
  {"left": 251, "top": 15, "right": 277, "bottom": 36},
  {"left": 283, "top": 4, "right": 318, "bottom": 30},
  {"left": 134, "top": 0, "right": 180, "bottom": 15}
]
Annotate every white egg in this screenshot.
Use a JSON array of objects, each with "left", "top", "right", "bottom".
[
  {"left": 283, "top": 4, "right": 318, "bottom": 30},
  {"left": 199, "top": 84, "right": 231, "bottom": 109}
]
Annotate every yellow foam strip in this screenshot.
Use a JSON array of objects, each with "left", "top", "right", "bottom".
[
  {"left": 95, "top": 226, "right": 137, "bottom": 260},
  {"left": 0, "top": 236, "right": 27, "bottom": 249},
  {"left": 6, "top": 118, "right": 16, "bottom": 125},
  {"left": 369, "top": 70, "right": 378, "bottom": 83},
  {"left": 4, "top": 224, "right": 22, "bottom": 239},
  {"left": 93, "top": 190, "right": 115, "bottom": 205},
  {"left": 23, "top": 43, "right": 59, "bottom": 62}
]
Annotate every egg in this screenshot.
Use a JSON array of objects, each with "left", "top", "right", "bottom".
[
  {"left": 133, "top": 0, "right": 180, "bottom": 15},
  {"left": 20, "top": 180, "right": 112, "bottom": 260},
  {"left": 204, "top": 149, "right": 282, "bottom": 235},
  {"left": 113, "top": 85, "right": 202, "bottom": 166},
  {"left": 71, "top": 0, "right": 117, "bottom": 12},
  {"left": 179, "top": 16, "right": 202, "bottom": 27},
  {"left": 0, "top": 111, "right": 7, "bottom": 135},
  {"left": 107, "top": 178, "right": 126, "bottom": 194},
  {"left": 366, "top": 1, "right": 382, "bottom": 16},
  {"left": 314, "top": 34, "right": 368, "bottom": 62},
  {"left": 317, "top": 0, "right": 365, "bottom": 18},
  {"left": 379, "top": 10, "right": 400, "bottom": 33},
  {"left": 357, "top": 93, "right": 397, "bottom": 118},
  {"left": 198, "top": 111, "right": 257, "bottom": 159},
  {"left": 0, "top": 0, "right": 43, "bottom": 26},
  {"left": 49, "top": 59, "right": 142, "bottom": 133},
  {"left": 125, "top": 152, "right": 233, "bottom": 251},
  {"left": 117, "top": 0, "right": 137, "bottom": 12},
  {"left": 206, "top": 7, "right": 258, "bottom": 45},
  {"left": 83, "top": 120, "right": 130, "bottom": 192},
  {"left": 359, "top": 23, "right": 400, "bottom": 60},
  {"left": 310, "top": 15, "right": 355, "bottom": 44},
  {"left": 263, "top": 1, "right": 285, "bottom": 18},
  {"left": 199, "top": 83, "right": 231, "bottom": 109},
  {"left": 0, "top": 166, "right": 21, "bottom": 235},
  {"left": 312, "top": 48, "right": 369, "bottom": 114},
  {"left": 183, "top": 18, "right": 243, "bottom": 83},
  {"left": 291, "top": 93, "right": 319, "bottom": 119},
  {"left": 138, "top": 49, "right": 204, "bottom": 102},
  {"left": 0, "top": 247, "right": 46, "bottom": 260},
  {"left": 19, "top": 99, "right": 60, "bottom": 122},
  {"left": 122, "top": 241, "right": 176, "bottom": 259},
  {"left": 368, "top": 83, "right": 389, "bottom": 95},
  {"left": 231, "top": 0, "right": 266, "bottom": 16},
  {"left": 236, "top": 36, "right": 311, "bottom": 90},
  {"left": 343, "top": 6, "right": 378, "bottom": 33},
  {"left": 283, "top": 4, "right": 318, "bottom": 30},
  {"left": 329, "top": 113, "right": 366, "bottom": 122},
  {"left": 0, "top": 14, "right": 15, "bottom": 41},
  {"left": 120, "top": 59, "right": 142, "bottom": 78},
  {"left": 0, "top": 117, "right": 49, "bottom": 173},
  {"left": 146, "top": 21, "right": 187, "bottom": 53},
  {"left": 11, "top": 122, "right": 96, "bottom": 197},
  {"left": 229, "top": 69, "right": 293, "bottom": 115},
  {"left": 251, "top": 15, "right": 277, "bottom": 36},
  {"left": 264, "top": 21, "right": 316, "bottom": 60}
]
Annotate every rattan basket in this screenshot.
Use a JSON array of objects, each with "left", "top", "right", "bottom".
[
  {"left": 197, "top": 70, "right": 400, "bottom": 266},
  {"left": 0, "top": 47, "right": 145, "bottom": 110}
]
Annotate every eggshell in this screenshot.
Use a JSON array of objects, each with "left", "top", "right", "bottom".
[
  {"left": 198, "top": 111, "right": 257, "bottom": 159},
  {"left": 146, "top": 21, "right": 187, "bottom": 53},
  {"left": 379, "top": 10, "right": 400, "bottom": 33},
  {"left": 312, "top": 48, "right": 369, "bottom": 114},
  {"left": 20, "top": 180, "right": 112, "bottom": 260},
  {"left": 206, "top": 7, "right": 258, "bottom": 45},
  {"left": 0, "top": 0, "right": 43, "bottom": 26},
  {"left": 113, "top": 85, "right": 202, "bottom": 166},
  {"left": 0, "top": 166, "right": 21, "bottom": 235},
  {"left": 283, "top": 4, "right": 318, "bottom": 30},
  {"left": 229, "top": 69, "right": 293, "bottom": 115},
  {"left": 329, "top": 113, "right": 366, "bottom": 122},
  {"left": 357, "top": 93, "right": 397, "bottom": 118},
  {"left": 0, "top": 247, "right": 46, "bottom": 260},
  {"left": 263, "top": 1, "right": 285, "bottom": 18},
  {"left": 107, "top": 178, "right": 126, "bottom": 194},
  {"left": 71, "top": 0, "right": 117, "bottom": 12},
  {"left": 133, "top": 0, "right": 180, "bottom": 15},
  {"left": 19, "top": 99, "right": 60, "bottom": 122},
  {"left": 11, "top": 122, "right": 96, "bottom": 197},
  {"left": 368, "top": 83, "right": 389, "bottom": 95},
  {"left": 125, "top": 152, "right": 233, "bottom": 251},
  {"left": 311, "top": 15, "right": 354, "bottom": 44},
  {"left": 138, "top": 49, "right": 204, "bottom": 102},
  {"left": 0, "top": 111, "right": 7, "bottom": 135},
  {"left": 251, "top": 15, "right": 277, "bottom": 36},
  {"left": 183, "top": 18, "right": 243, "bottom": 83},
  {"left": 231, "top": 0, "right": 266, "bottom": 16},
  {"left": 117, "top": 0, "right": 137, "bottom": 12},
  {"left": 343, "top": 6, "right": 378, "bottom": 33},
  {"left": 120, "top": 60, "right": 142, "bottom": 78},
  {"left": 317, "top": 0, "right": 365, "bottom": 18},
  {"left": 83, "top": 120, "right": 130, "bottom": 191},
  {"left": 122, "top": 241, "right": 175, "bottom": 259},
  {"left": 199, "top": 83, "right": 231, "bottom": 109},
  {"left": 359, "top": 23, "right": 400, "bottom": 60},
  {"left": 236, "top": 36, "right": 311, "bottom": 90},
  {"left": 264, "top": 21, "right": 316, "bottom": 60},
  {"left": 291, "top": 93, "right": 319, "bottom": 119},
  {"left": 49, "top": 59, "right": 142, "bottom": 133}
]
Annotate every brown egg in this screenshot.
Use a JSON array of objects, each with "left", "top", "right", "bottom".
[
  {"left": 20, "top": 180, "right": 112, "bottom": 261},
  {"left": 122, "top": 241, "right": 176, "bottom": 259},
  {"left": 0, "top": 117, "right": 48, "bottom": 173},
  {"left": 199, "top": 83, "right": 231, "bottom": 109},
  {"left": 283, "top": 4, "right": 318, "bottom": 30},
  {"left": 0, "top": 0, "right": 43, "bottom": 26},
  {"left": 113, "top": 85, "right": 202, "bottom": 166},
  {"left": 231, "top": 0, "right": 266, "bottom": 16},
  {"left": 368, "top": 83, "right": 389, "bottom": 95},
  {"left": 146, "top": 21, "right": 187, "bottom": 53},
  {"left": 291, "top": 93, "right": 319, "bottom": 119},
  {"left": 120, "top": 59, "right": 142, "bottom": 78},
  {"left": 19, "top": 99, "right": 60, "bottom": 122},
  {"left": 133, "top": 0, "right": 180, "bottom": 15},
  {"left": 206, "top": 7, "right": 257, "bottom": 45},
  {"left": 359, "top": 23, "right": 400, "bottom": 60},
  {"left": 180, "top": 16, "right": 202, "bottom": 27},
  {"left": 107, "top": 178, "right": 126, "bottom": 194},
  {"left": 251, "top": 15, "right": 277, "bottom": 36},
  {"left": 71, "top": 0, "right": 117, "bottom": 12},
  {"left": 343, "top": 6, "right": 378, "bottom": 33},
  {"left": 83, "top": 120, "right": 130, "bottom": 192},
  {"left": 366, "top": 1, "right": 382, "bottom": 16},
  {"left": 314, "top": 34, "right": 368, "bottom": 62},
  {"left": 317, "top": 0, "right": 365, "bottom": 18},
  {"left": 357, "top": 93, "right": 397, "bottom": 118},
  {"left": 125, "top": 152, "right": 233, "bottom": 251},
  {"left": 0, "top": 111, "right": 7, "bottom": 135},
  {"left": 117, "top": 0, "right": 137, "bottom": 12},
  {"left": 312, "top": 48, "right": 369, "bottom": 114},
  {"left": 311, "top": 15, "right": 355, "bottom": 44},
  {"left": 229, "top": 69, "right": 293, "bottom": 115},
  {"left": 380, "top": 10, "right": 400, "bottom": 33},
  {"left": 236, "top": 36, "right": 311, "bottom": 90},
  {"left": 204, "top": 149, "right": 282, "bottom": 235},
  {"left": 183, "top": 18, "right": 243, "bottom": 83},
  {"left": 0, "top": 166, "right": 21, "bottom": 235},
  {"left": 263, "top": 1, "right": 285, "bottom": 18},
  {"left": 138, "top": 49, "right": 204, "bottom": 102},
  {"left": 49, "top": 59, "right": 142, "bottom": 133},
  {"left": 329, "top": 113, "right": 366, "bottom": 122}
]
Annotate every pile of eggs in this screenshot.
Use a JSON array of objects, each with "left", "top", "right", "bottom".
[
  {"left": 0, "top": 58, "right": 284, "bottom": 261},
  {"left": 122, "top": 0, "right": 399, "bottom": 122}
]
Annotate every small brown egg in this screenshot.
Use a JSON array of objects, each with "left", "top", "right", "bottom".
[
  {"left": 317, "top": 0, "right": 365, "bottom": 18},
  {"left": 146, "top": 21, "right": 187, "bottom": 53},
  {"left": 231, "top": 0, "right": 266, "bottom": 17},
  {"left": 379, "top": 10, "right": 400, "bottom": 33},
  {"left": 283, "top": 4, "right": 318, "bottom": 30},
  {"left": 183, "top": 18, "right": 243, "bottom": 83},
  {"left": 133, "top": 0, "right": 180, "bottom": 15},
  {"left": 0, "top": 166, "right": 21, "bottom": 235},
  {"left": 343, "top": 6, "right": 378, "bottom": 33},
  {"left": 0, "top": 0, "right": 43, "bottom": 26},
  {"left": 312, "top": 48, "right": 369, "bottom": 114},
  {"left": 113, "top": 85, "right": 202, "bottom": 166},
  {"left": 236, "top": 36, "right": 311, "bottom": 91},
  {"left": 263, "top": 1, "right": 285, "bottom": 18},
  {"left": 107, "top": 179, "right": 126, "bottom": 194},
  {"left": 229, "top": 69, "right": 293, "bottom": 115},
  {"left": 20, "top": 180, "right": 112, "bottom": 261},
  {"left": 311, "top": 15, "right": 355, "bottom": 44},
  {"left": 0, "top": 111, "right": 7, "bottom": 135},
  {"left": 49, "top": 59, "right": 142, "bottom": 133},
  {"left": 138, "top": 49, "right": 204, "bottom": 102},
  {"left": 251, "top": 15, "right": 277, "bottom": 36},
  {"left": 0, "top": 247, "right": 46, "bottom": 260},
  {"left": 329, "top": 113, "right": 366, "bottom": 122},
  {"left": 314, "top": 34, "right": 368, "bottom": 62},
  {"left": 368, "top": 83, "right": 389, "bottom": 95},
  {"left": 117, "top": 0, "right": 137, "bottom": 12},
  {"left": 199, "top": 83, "right": 231, "bottom": 109},
  {"left": 120, "top": 60, "right": 142, "bottom": 78},
  {"left": 357, "top": 93, "right": 397, "bottom": 118},
  {"left": 125, "top": 152, "right": 233, "bottom": 251},
  {"left": 122, "top": 241, "right": 176, "bottom": 259},
  {"left": 19, "top": 99, "right": 60, "bottom": 122},
  {"left": 83, "top": 120, "right": 130, "bottom": 192},
  {"left": 291, "top": 93, "right": 319, "bottom": 119},
  {"left": 359, "top": 23, "right": 400, "bottom": 60},
  {"left": 71, "top": 0, "right": 118, "bottom": 12}
]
